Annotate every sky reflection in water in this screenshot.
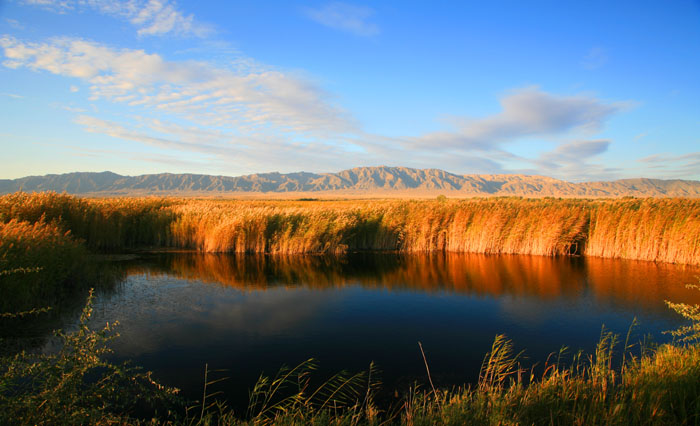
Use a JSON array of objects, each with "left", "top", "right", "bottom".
[{"left": 88, "top": 253, "right": 700, "bottom": 409}]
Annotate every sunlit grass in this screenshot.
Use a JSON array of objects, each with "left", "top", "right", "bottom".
[
  {"left": 3, "top": 192, "right": 700, "bottom": 264},
  {"left": 0, "top": 219, "right": 85, "bottom": 312}
]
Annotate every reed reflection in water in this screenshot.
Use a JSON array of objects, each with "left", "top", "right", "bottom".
[
  {"left": 126, "top": 252, "right": 700, "bottom": 313},
  {"left": 92, "top": 252, "right": 700, "bottom": 411}
]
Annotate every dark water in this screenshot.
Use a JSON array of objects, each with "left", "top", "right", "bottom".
[{"left": 78, "top": 253, "right": 700, "bottom": 411}]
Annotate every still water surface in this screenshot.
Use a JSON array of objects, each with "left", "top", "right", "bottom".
[{"left": 84, "top": 253, "right": 700, "bottom": 409}]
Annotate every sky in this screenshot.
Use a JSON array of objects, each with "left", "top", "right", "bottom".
[{"left": 0, "top": 0, "right": 698, "bottom": 181}]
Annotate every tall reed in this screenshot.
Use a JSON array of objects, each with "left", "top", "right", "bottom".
[
  {"left": 0, "top": 192, "right": 175, "bottom": 250},
  {"left": 167, "top": 199, "right": 591, "bottom": 257},
  {"left": 2, "top": 192, "right": 699, "bottom": 265},
  {"left": 0, "top": 219, "right": 85, "bottom": 311},
  {"left": 586, "top": 198, "right": 700, "bottom": 264}
]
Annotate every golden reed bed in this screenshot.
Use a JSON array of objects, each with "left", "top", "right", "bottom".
[{"left": 1, "top": 192, "right": 699, "bottom": 265}]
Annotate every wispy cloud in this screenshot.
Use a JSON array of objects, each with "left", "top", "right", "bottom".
[
  {"left": 67, "top": 145, "right": 220, "bottom": 172},
  {"left": 532, "top": 139, "right": 616, "bottom": 180},
  {"left": 0, "top": 35, "right": 354, "bottom": 135},
  {"left": 582, "top": 47, "right": 608, "bottom": 70},
  {"left": 4, "top": 19, "right": 26, "bottom": 30},
  {"left": 0, "top": 92, "right": 24, "bottom": 99},
  {"left": 305, "top": 2, "right": 379, "bottom": 36},
  {"left": 404, "top": 87, "right": 624, "bottom": 151},
  {"left": 22, "top": 0, "right": 212, "bottom": 37},
  {"left": 637, "top": 152, "right": 700, "bottom": 179},
  {"left": 59, "top": 105, "right": 86, "bottom": 112},
  {"left": 73, "top": 114, "right": 372, "bottom": 174},
  {"left": 74, "top": 114, "right": 233, "bottom": 155},
  {"left": 473, "top": 139, "right": 621, "bottom": 182},
  {"left": 540, "top": 139, "right": 610, "bottom": 164}
]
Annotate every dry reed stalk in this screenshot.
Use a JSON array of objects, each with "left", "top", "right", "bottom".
[{"left": 2, "top": 193, "right": 699, "bottom": 264}]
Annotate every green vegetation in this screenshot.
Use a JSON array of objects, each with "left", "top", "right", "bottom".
[{"left": 0, "top": 290, "right": 180, "bottom": 425}]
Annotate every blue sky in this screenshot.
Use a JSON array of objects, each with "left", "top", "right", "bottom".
[{"left": 0, "top": 0, "right": 698, "bottom": 181}]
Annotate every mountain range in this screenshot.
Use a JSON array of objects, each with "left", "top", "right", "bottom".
[{"left": 1, "top": 167, "right": 699, "bottom": 198}]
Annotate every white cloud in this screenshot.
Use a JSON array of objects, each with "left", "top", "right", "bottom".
[
  {"left": 22, "top": 0, "right": 212, "bottom": 37},
  {"left": 405, "top": 87, "right": 624, "bottom": 151},
  {"left": 0, "top": 36, "right": 354, "bottom": 135},
  {"left": 69, "top": 85, "right": 79, "bottom": 92},
  {"left": 367, "top": 87, "right": 629, "bottom": 181},
  {"left": 305, "top": 2, "right": 379, "bottom": 36}
]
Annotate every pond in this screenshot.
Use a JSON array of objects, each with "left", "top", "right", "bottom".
[{"left": 74, "top": 253, "right": 700, "bottom": 411}]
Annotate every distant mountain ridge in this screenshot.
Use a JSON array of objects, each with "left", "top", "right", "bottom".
[{"left": 1, "top": 167, "right": 699, "bottom": 198}]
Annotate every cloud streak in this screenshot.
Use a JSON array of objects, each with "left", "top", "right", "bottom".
[
  {"left": 483, "top": 139, "right": 621, "bottom": 182},
  {"left": 74, "top": 115, "right": 231, "bottom": 156},
  {"left": 1, "top": 92, "right": 24, "bottom": 99},
  {"left": 540, "top": 139, "right": 611, "bottom": 165},
  {"left": 406, "top": 87, "right": 623, "bottom": 151},
  {"left": 533, "top": 139, "right": 616, "bottom": 180},
  {"left": 73, "top": 114, "right": 375, "bottom": 174},
  {"left": 637, "top": 152, "right": 700, "bottom": 179},
  {"left": 0, "top": 35, "right": 354, "bottom": 135},
  {"left": 23, "top": 0, "right": 212, "bottom": 37},
  {"left": 305, "top": 2, "right": 379, "bottom": 36}
]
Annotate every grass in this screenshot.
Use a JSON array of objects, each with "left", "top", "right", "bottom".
[
  {"left": 0, "top": 219, "right": 86, "bottom": 312},
  {"left": 587, "top": 198, "right": 700, "bottom": 265},
  {"left": 0, "top": 290, "right": 181, "bottom": 425},
  {"left": 2, "top": 192, "right": 700, "bottom": 264},
  {"left": 0, "top": 191, "right": 175, "bottom": 251}
]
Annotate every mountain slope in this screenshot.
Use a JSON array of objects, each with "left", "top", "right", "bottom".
[{"left": 1, "top": 167, "right": 699, "bottom": 197}]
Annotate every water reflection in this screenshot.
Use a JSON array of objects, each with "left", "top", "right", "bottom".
[
  {"left": 87, "top": 252, "right": 700, "bottom": 412},
  {"left": 123, "top": 253, "right": 700, "bottom": 316},
  {"left": 0, "top": 258, "right": 129, "bottom": 355}
]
